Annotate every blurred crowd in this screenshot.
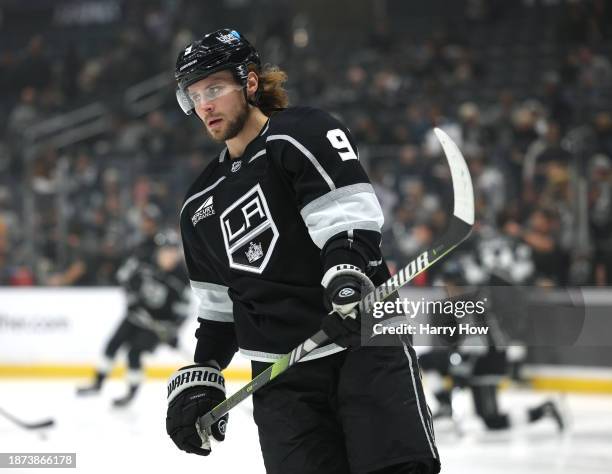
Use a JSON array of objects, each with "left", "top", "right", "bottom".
[{"left": 1, "top": 0, "right": 612, "bottom": 287}]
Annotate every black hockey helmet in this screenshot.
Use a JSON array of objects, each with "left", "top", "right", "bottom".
[{"left": 175, "top": 28, "right": 260, "bottom": 115}]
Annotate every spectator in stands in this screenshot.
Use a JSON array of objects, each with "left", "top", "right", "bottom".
[
  {"left": 7, "top": 87, "right": 41, "bottom": 135},
  {"left": 523, "top": 121, "right": 572, "bottom": 204},
  {"left": 593, "top": 112, "right": 612, "bottom": 157},
  {"left": 370, "top": 162, "right": 398, "bottom": 232},
  {"left": 0, "top": 52, "right": 19, "bottom": 100},
  {"left": 519, "top": 208, "right": 569, "bottom": 285},
  {"left": 458, "top": 102, "right": 489, "bottom": 158},
  {"left": 15, "top": 36, "right": 52, "bottom": 93},
  {"left": 589, "top": 154, "right": 612, "bottom": 285},
  {"left": 470, "top": 153, "right": 506, "bottom": 226},
  {"left": 141, "top": 111, "right": 175, "bottom": 164},
  {"left": 540, "top": 72, "right": 573, "bottom": 133},
  {"left": 45, "top": 225, "right": 91, "bottom": 287}
]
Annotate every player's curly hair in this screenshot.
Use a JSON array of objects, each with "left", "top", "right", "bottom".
[{"left": 251, "top": 64, "right": 289, "bottom": 116}]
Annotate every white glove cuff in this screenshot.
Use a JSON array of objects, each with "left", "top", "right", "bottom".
[
  {"left": 321, "top": 264, "right": 375, "bottom": 293},
  {"left": 167, "top": 365, "right": 225, "bottom": 404}
]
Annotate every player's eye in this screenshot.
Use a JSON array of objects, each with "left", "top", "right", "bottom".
[{"left": 204, "top": 85, "right": 224, "bottom": 100}]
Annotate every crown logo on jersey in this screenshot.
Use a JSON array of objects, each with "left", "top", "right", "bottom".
[{"left": 245, "top": 241, "right": 264, "bottom": 263}]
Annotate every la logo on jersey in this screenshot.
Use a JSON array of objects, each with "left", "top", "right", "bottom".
[{"left": 220, "top": 184, "right": 278, "bottom": 274}]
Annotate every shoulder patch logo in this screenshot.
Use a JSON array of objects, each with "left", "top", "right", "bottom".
[
  {"left": 220, "top": 184, "right": 278, "bottom": 274},
  {"left": 191, "top": 196, "right": 215, "bottom": 226}
]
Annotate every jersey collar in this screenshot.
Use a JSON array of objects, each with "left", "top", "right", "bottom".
[{"left": 218, "top": 119, "right": 270, "bottom": 163}]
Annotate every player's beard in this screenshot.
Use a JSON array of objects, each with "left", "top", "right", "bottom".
[{"left": 206, "top": 100, "right": 249, "bottom": 142}]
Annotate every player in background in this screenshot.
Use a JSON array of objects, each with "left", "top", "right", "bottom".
[
  {"left": 77, "top": 229, "right": 190, "bottom": 407},
  {"left": 419, "top": 257, "right": 564, "bottom": 432},
  {"left": 165, "top": 29, "right": 440, "bottom": 474}
]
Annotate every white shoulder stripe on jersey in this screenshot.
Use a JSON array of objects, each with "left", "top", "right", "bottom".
[
  {"left": 300, "top": 183, "right": 384, "bottom": 248},
  {"left": 180, "top": 176, "right": 226, "bottom": 216},
  {"left": 300, "top": 183, "right": 375, "bottom": 214},
  {"left": 266, "top": 134, "right": 336, "bottom": 191},
  {"left": 190, "top": 280, "right": 233, "bottom": 323},
  {"left": 239, "top": 343, "right": 345, "bottom": 363},
  {"left": 248, "top": 149, "right": 267, "bottom": 163}
]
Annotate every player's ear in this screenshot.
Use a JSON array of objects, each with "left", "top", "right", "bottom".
[{"left": 245, "top": 71, "right": 259, "bottom": 100}]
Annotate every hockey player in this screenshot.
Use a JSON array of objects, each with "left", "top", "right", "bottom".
[
  {"left": 419, "top": 260, "right": 564, "bottom": 431},
  {"left": 77, "top": 230, "right": 190, "bottom": 407},
  {"left": 165, "top": 29, "right": 440, "bottom": 474}
]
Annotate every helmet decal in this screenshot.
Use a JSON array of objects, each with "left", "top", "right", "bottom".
[{"left": 217, "top": 31, "right": 241, "bottom": 44}]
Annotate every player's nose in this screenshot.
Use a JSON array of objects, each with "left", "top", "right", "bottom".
[
  {"left": 197, "top": 100, "right": 215, "bottom": 116},
  {"left": 195, "top": 104, "right": 214, "bottom": 122}
]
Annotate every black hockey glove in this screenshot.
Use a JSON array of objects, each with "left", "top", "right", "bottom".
[
  {"left": 321, "top": 265, "right": 374, "bottom": 348},
  {"left": 166, "top": 363, "right": 228, "bottom": 456}
]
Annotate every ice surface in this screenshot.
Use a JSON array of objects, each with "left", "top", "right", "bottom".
[{"left": 1, "top": 380, "right": 611, "bottom": 473}]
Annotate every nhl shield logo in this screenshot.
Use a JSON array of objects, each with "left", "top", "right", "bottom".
[{"left": 220, "top": 184, "right": 278, "bottom": 274}]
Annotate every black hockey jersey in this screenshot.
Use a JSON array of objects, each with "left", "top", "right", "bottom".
[
  {"left": 459, "top": 228, "right": 534, "bottom": 285},
  {"left": 116, "top": 253, "right": 190, "bottom": 338},
  {"left": 180, "top": 107, "right": 386, "bottom": 365}
]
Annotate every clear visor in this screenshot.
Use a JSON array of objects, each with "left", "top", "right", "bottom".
[
  {"left": 176, "top": 88, "right": 194, "bottom": 115},
  {"left": 176, "top": 81, "right": 245, "bottom": 115},
  {"left": 189, "top": 82, "right": 244, "bottom": 104}
]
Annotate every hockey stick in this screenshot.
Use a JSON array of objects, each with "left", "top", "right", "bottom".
[
  {"left": 0, "top": 407, "right": 55, "bottom": 430},
  {"left": 198, "top": 127, "right": 474, "bottom": 430}
]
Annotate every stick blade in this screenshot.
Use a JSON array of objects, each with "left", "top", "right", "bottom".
[
  {"left": 29, "top": 419, "right": 55, "bottom": 429},
  {"left": 0, "top": 407, "right": 56, "bottom": 430},
  {"left": 433, "top": 127, "right": 474, "bottom": 226}
]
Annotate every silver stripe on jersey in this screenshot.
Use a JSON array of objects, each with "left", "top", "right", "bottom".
[
  {"left": 219, "top": 148, "right": 228, "bottom": 163},
  {"left": 239, "top": 343, "right": 345, "bottom": 363},
  {"left": 401, "top": 340, "right": 438, "bottom": 459},
  {"left": 180, "top": 176, "right": 226, "bottom": 216},
  {"left": 299, "top": 183, "right": 384, "bottom": 249},
  {"left": 248, "top": 149, "right": 267, "bottom": 163},
  {"left": 190, "top": 280, "right": 228, "bottom": 292},
  {"left": 266, "top": 134, "right": 336, "bottom": 190},
  {"left": 190, "top": 280, "right": 233, "bottom": 322}
]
